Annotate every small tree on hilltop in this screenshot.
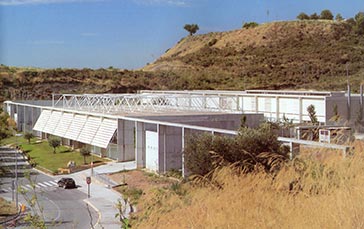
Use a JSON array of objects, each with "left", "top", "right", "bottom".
[
  {"left": 184, "top": 24, "right": 199, "bottom": 36},
  {"left": 354, "top": 12, "right": 364, "bottom": 35},
  {"left": 24, "top": 132, "right": 34, "bottom": 144},
  {"left": 80, "top": 147, "right": 91, "bottom": 164},
  {"left": 335, "top": 13, "right": 344, "bottom": 21},
  {"left": 320, "top": 9, "right": 334, "bottom": 20},
  {"left": 48, "top": 137, "right": 61, "bottom": 154},
  {"left": 310, "top": 13, "right": 319, "bottom": 20},
  {"left": 242, "top": 22, "right": 259, "bottom": 29},
  {"left": 297, "top": 12, "right": 310, "bottom": 20}
]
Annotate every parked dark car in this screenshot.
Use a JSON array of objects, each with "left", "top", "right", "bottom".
[{"left": 57, "top": 178, "right": 76, "bottom": 189}]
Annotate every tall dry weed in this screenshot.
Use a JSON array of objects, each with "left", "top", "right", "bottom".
[{"left": 133, "top": 141, "right": 364, "bottom": 229}]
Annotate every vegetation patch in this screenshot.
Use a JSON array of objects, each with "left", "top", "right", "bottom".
[
  {"left": 132, "top": 140, "right": 364, "bottom": 228},
  {"left": 0, "top": 197, "right": 17, "bottom": 218},
  {"left": 0, "top": 136, "right": 109, "bottom": 174}
]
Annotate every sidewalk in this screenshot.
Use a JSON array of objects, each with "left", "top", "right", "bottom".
[{"left": 55, "top": 161, "right": 136, "bottom": 229}]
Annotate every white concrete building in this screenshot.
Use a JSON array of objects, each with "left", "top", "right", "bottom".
[{"left": 4, "top": 89, "right": 362, "bottom": 173}]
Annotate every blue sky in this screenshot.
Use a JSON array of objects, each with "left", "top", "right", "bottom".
[{"left": 0, "top": 0, "right": 363, "bottom": 69}]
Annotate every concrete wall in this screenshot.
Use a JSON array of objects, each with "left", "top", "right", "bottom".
[
  {"left": 326, "top": 95, "right": 364, "bottom": 127},
  {"left": 117, "top": 120, "right": 135, "bottom": 161},
  {"left": 139, "top": 113, "right": 263, "bottom": 131},
  {"left": 158, "top": 125, "right": 183, "bottom": 173}
]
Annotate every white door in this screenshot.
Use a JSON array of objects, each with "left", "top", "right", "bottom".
[{"left": 146, "top": 131, "right": 159, "bottom": 171}]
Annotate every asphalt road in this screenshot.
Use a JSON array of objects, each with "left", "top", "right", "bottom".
[{"left": 0, "top": 148, "right": 98, "bottom": 228}]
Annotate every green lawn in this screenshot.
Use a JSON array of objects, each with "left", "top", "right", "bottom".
[{"left": 1, "top": 136, "right": 110, "bottom": 174}]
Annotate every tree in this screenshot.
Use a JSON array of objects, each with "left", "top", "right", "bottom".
[
  {"left": 320, "top": 9, "right": 334, "bottom": 20},
  {"left": 335, "top": 13, "right": 344, "bottom": 21},
  {"left": 184, "top": 24, "right": 199, "bottom": 36},
  {"left": 0, "top": 108, "right": 16, "bottom": 141},
  {"left": 297, "top": 12, "right": 310, "bottom": 20},
  {"left": 354, "top": 12, "right": 364, "bottom": 35},
  {"left": 307, "top": 104, "right": 319, "bottom": 125},
  {"left": 80, "top": 147, "right": 91, "bottom": 164},
  {"left": 310, "top": 13, "right": 319, "bottom": 20},
  {"left": 24, "top": 132, "right": 34, "bottom": 144},
  {"left": 48, "top": 137, "right": 61, "bottom": 154}
]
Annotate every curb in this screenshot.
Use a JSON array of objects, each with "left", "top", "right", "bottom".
[{"left": 83, "top": 199, "right": 101, "bottom": 228}]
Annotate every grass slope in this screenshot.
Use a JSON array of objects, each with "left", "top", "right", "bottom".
[{"left": 132, "top": 141, "right": 364, "bottom": 228}]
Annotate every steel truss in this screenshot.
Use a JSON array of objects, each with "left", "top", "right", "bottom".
[{"left": 52, "top": 93, "right": 241, "bottom": 114}]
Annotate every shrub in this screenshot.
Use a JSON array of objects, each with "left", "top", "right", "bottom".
[
  {"left": 24, "top": 132, "right": 34, "bottom": 144},
  {"left": 354, "top": 12, "right": 364, "bottom": 35},
  {"left": 208, "top": 38, "right": 218, "bottom": 46},
  {"left": 297, "top": 12, "right": 310, "bottom": 20},
  {"left": 80, "top": 147, "right": 91, "bottom": 164},
  {"left": 242, "top": 22, "right": 259, "bottom": 29},
  {"left": 48, "top": 136, "right": 61, "bottom": 154},
  {"left": 335, "top": 13, "right": 344, "bottom": 21},
  {"left": 184, "top": 123, "right": 289, "bottom": 177},
  {"left": 320, "top": 9, "right": 334, "bottom": 20},
  {"left": 310, "top": 13, "right": 319, "bottom": 20}
]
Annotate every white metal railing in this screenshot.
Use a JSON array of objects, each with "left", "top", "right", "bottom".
[{"left": 52, "top": 93, "right": 241, "bottom": 114}]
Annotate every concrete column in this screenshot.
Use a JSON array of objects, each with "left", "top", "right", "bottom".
[
  {"left": 255, "top": 96, "right": 258, "bottom": 113},
  {"left": 299, "top": 97, "right": 303, "bottom": 123},
  {"left": 276, "top": 96, "right": 280, "bottom": 121},
  {"left": 135, "top": 122, "right": 145, "bottom": 168},
  {"left": 347, "top": 84, "right": 351, "bottom": 121},
  {"left": 158, "top": 125, "right": 166, "bottom": 173},
  {"left": 117, "top": 119, "right": 136, "bottom": 162},
  {"left": 360, "top": 84, "right": 363, "bottom": 110},
  {"left": 182, "top": 127, "right": 185, "bottom": 178},
  {"left": 236, "top": 96, "right": 240, "bottom": 111}
]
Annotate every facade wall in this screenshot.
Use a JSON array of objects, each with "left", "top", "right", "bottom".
[
  {"left": 117, "top": 120, "right": 135, "bottom": 162},
  {"left": 158, "top": 125, "right": 183, "bottom": 173},
  {"left": 140, "top": 113, "right": 263, "bottom": 131}
]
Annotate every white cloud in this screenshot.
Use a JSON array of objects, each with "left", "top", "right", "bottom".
[
  {"left": 133, "top": 0, "right": 188, "bottom": 7},
  {"left": 0, "top": 0, "right": 102, "bottom": 5}
]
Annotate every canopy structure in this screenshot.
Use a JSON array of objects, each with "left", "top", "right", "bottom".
[
  {"left": 33, "top": 109, "right": 117, "bottom": 148},
  {"left": 51, "top": 93, "right": 240, "bottom": 114}
]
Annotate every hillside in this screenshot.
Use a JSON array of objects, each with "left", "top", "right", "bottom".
[
  {"left": 1, "top": 20, "right": 364, "bottom": 103},
  {"left": 144, "top": 20, "right": 364, "bottom": 90}
]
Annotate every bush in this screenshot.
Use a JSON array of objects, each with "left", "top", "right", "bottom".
[
  {"left": 48, "top": 136, "right": 61, "bottom": 154},
  {"left": 242, "top": 22, "right": 259, "bottom": 29},
  {"left": 354, "top": 12, "right": 364, "bottom": 35},
  {"left": 310, "top": 13, "right": 319, "bottom": 20},
  {"left": 24, "top": 132, "right": 34, "bottom": 144},
  {"left": 184, "top": 123, "right": 289, "bottom": 177},
  {"left": 335, "top": 13, "right": 344, "bottom": 21},
  {"left": 320, "top": 9, "right": 334, "bottom": 20},
  {"left": 208, "top": 38, "right": 218, "bottom": 46},
  {"left": 297, "top": 12, "right": 310, "bottom": 20}
]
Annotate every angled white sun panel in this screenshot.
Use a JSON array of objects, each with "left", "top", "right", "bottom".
[
  {"left": 77, "top": 116, "right": 102, "bottom": 144},
  {"left": 64, "top": 114, "right": 87, "bottom": 141},
  {"left": 33, "top": 110, "right": 52, "bottom": 132},
  {"left": 92, "top": 118, "right": 118, "bottom": 148},
  {"left": 53, "top": 112, "right": 74, "bottom": 138},
  {"left": 42, "top": 111, "right": 63, "bottom": 135}
]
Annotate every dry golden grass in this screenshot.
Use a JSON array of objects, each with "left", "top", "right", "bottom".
[{"left": 133, "top": 141, "right": 364, "bottom": 229}]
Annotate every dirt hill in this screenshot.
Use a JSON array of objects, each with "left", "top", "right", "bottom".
[
  {"left": 144, "top": 20, "right": 364, "bottom": 90},
  {"left": 1, "top": 20, "right": 364, "bottom": 103}
]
